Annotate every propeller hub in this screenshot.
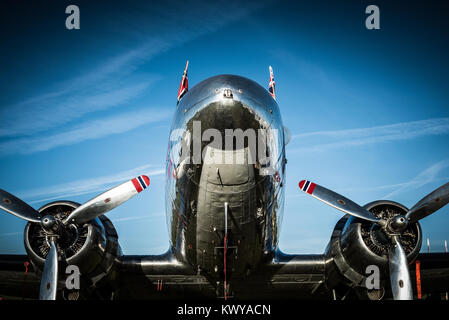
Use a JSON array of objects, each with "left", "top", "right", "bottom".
[
  {"left": 388, "top": 215, "right": 408, "bottom": 233},
  {"left": 41, "top": 215, "right": 59, "bottom": 233}
]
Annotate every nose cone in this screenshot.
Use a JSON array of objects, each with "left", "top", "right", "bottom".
[
  {"left": 180, "top": 74, "right": 277, "bottom": 111},
  {"left": 177, "top": 74, "right": 281, "bottom": 135}
]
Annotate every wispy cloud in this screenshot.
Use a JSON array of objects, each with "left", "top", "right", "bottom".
[
  {"left": 290, "top": 118, "right": 449, "bottom": 153},
  {"left": 0, "top": 232, "right": 22, "bottom": 238},
  {"left": 382, "top": 159, "right": 449, "bottom": 199},
  {"left": 0, "top": 0, "right": 268, "bottom": 139},
  {"left": 0, "top": 79, "right": 158, "bottom": 139},
  {"left": 336, "top": 176, "right": 449, "bottom": 195},
  {"left": 0, "top": 107, "right": 172, "bottom": 156},
  {"left": 110, "top": 212, "right": 164, "bottom": 223},
  {"left": 16, "top": 163, "right": 165, "bottom": 204}
]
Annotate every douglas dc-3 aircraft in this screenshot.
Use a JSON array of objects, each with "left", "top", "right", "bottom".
[{"left": 1, "top": 62, "right": 449, "bottom": 300}]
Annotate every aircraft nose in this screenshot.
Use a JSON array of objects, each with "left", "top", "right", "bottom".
[
  {"left": 188, "top": 95, "right": 269, "bottom": 135},
  {"left": 177, "top": 74, "right": 280, "bottom": 138}
]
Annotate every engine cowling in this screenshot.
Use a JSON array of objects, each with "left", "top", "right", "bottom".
[
  {"left": 24, "top": 201, "right": 122, "bottom": 299},
  {"left": 325, "top": 200, "right": 422, "bottom": 300}
]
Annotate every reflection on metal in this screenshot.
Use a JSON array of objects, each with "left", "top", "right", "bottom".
[
  {"left": 388, "top": 237, "right": 413, "bottom": 300},
  {"left": 298, "top": 180, "right": 381, "bottom": 223},
  {"left": 0, "top": 188, "right": 42, "bottom": 223},
  {"left": 223, "top": 89, "right": 233, "bottom": 99},
  {"left": 64, "top": 176, "right": 149, "bottom": 225},
  {"left": 224, "top": 202, "right": 228, "bottom": 235},
  {"left": 405, "top": 182, "right": 449, "bottom": 224},
  {"left": 268, "top": 66, "right": 275, "bottom": 100},
  {"left": 39, "top": 240, "right": 58, "bottom": 300}
]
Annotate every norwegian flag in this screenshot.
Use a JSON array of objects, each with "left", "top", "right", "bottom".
[
  {"left": 298, "top": 180, "right": 316, "bottom": 195},
  {"left": 131, "top": 175, "right": 150, "bottom": 193},
  {"left": 268, "top": 65, "right": 276, "bottom": 100},
  {"left": 177, "top": 60, "right": 189, "bottom": 105}
]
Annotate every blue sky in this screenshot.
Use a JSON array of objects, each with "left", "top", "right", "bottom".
[{"left": 1, "top": 0, "right": 448, "bottom": 255}]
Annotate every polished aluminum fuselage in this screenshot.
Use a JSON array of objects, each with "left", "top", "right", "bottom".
[{"left": 165, "top": 75, "right": 286, "bottom": 281}]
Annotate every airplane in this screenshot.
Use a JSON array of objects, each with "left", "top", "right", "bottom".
[{"left": 0, "top": 63, "right": 448, "bottom": 300}]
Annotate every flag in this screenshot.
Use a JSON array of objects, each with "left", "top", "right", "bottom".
[
  {"left": 177, "top": 60, "right": 189, "bottom": 105},
  {"left": 268, "top": 65, "right": 276, "bottom": 100}
]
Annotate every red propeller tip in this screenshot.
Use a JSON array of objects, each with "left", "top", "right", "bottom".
[
  {"left": 298, "top": 180, "right": 316, "bottom": 194},
  {"left": 131, "top": 175, "right": 150, "bottom": 193},
  {"left": 141, "top": 175, "right": 150, "bottom": 186}
]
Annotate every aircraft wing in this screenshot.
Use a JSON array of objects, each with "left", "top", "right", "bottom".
[{"left": 2, "top": 250, "right": 448, "bottom": 300}]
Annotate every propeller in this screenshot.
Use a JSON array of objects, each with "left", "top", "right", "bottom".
[
  {"left": 0, "top": 189, "right": 42, "bottom": 223},
  {"left": 63, "top": 175, "right": 150, "bottom": 225},
  {"left": 298, "top": 180, "right": 382, "bottom": 224},
  {"left": 39, "top": 239, "right": 58, "bottom": 300},
  {"left": 405, "top": 182, "right": 449, "bottom": 224},
  {"left": 0, "top": 174, "right": 150, "bottom": 300},
  {"left": 299, "top": 179, "right": 449, "bottom": 300},
  {"left": 388, "top": 236, "right": 413, "bottom": 300}
]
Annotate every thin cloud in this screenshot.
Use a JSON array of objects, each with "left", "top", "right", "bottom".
[
  {"left": 0, "top": 232, "right": 22, "bottom": 238},
  {"left": 290, "top": 118, "right": 449, "bottom": 153},
  {"left": 110, "top": 212, "right": 164, "bottom": 223},
  {"left": 337, "top": 176, "right": 449, "bottom": 195},
  {"left": 17, "top": 164, "right": 165, "bottom": 203},
  {"left": 383, "top": 159, "right": 449, "bottom": 199},
  {"left": 0, "top": 107, "right": 172, "bottom": 156},
  {"left": 0, "top": 78, "right": 158, "bottom": 139},
  {"left": 0, "top": 0, "right": 268, "bottom": 139}
]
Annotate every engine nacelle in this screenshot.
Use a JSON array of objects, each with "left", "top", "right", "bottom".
[
  {"left": 325, "top": 200, "right": 422, "bottom": 300},
  {"left": 24, "top": 201, "right": 122, "bottom": 299}
]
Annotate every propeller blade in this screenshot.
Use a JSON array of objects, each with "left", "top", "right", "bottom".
[
  {"left": 405, "top": 182, "right": 449, "bottom": 224},
  {"left": 298, "top": 180, "right": 381, "bottom": 224},
  {"left": 39, "top": 239, "right": 58, "bottom": 300},
  {"left": 0, "top": 188, "right": 41, "bottom": 223},
  {"left": 63, "top": 175, "right": 150, "bottom": 225},
  {"left": 388, "top": 237, "right": 413, "bottom": 300}
]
